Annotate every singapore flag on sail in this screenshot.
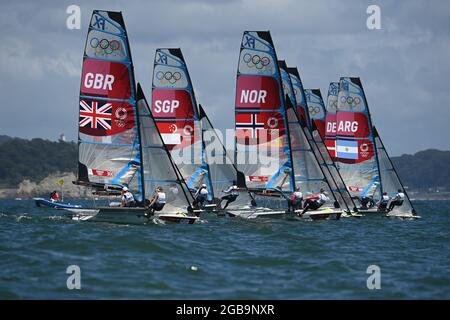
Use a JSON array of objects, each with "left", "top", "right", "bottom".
[{"left": 157, "top": 120, "right": 195, "bottom": 150}]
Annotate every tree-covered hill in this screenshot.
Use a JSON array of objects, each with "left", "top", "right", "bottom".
[
  {"left": 0, "top": 136, "right": 448, "bottom": 192},
  {"left": 391, "top": 149, "right": 450, "bottom": 191},
  {"left": 0, "top": 137, "right": 77, "bottom": 187}
]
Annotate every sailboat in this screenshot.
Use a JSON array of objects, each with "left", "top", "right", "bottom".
[
  {"left": 284, "top": 65, "right": 357, "bottom": 216},
  {"left": 303, "top": 88, "right": 360, "bottom": 216},
  {"left": 324, "top": 77, "right": 381, "bottom": 213},
  {"left": 70, "top": 10, "right": 198, "bottom": 224},
  {"left": 198, "top": 104, "right": 259, "bottom": 214},
  {"left": 229, "top": 31, "right": 340, "bottom": 220},
  {"left": 373, "top": 126, "right": 420, "bottom": 219},
  {"left": 279, "top": 60, "right": 344, "bottom": 219},
  {"left": 151, "top": 48, "right": 215, "bottom": 210}
]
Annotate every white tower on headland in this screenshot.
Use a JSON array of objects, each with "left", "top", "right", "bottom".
[{"left": 59, "top": 133, "right": 66, "bottom": 142}]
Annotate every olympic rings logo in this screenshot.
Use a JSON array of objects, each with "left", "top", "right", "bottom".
[
  {"left": 90, "top": 37, "right": 121, "bottom": 55},
  {"left": 339, "top": 95, "right": 361, "bottom": 106},
  {"left": 156, "top": 71, "right": 182, "bottom": 84},
  {"left": 308, "top": 106, "right": 321, "bottom": 115},
  {"left": 329, "top": 100, "right": 338, "bottom": 110},
  {"left": 242, "top": 53, "right": 271, "bottom": 69}
]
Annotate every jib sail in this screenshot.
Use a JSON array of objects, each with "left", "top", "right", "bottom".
[
  {"left": 137, "top": 83, "right": 194, "bottom": 212},
  {"left": 374, "top": 127, "right": 416, "bottom": 215}
]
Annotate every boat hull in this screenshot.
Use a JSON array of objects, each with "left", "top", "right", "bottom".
[
  {"left": 68, "top": 207, "right": 199, "bottom": 224},
  {"left": 227, "top": 208, "right": 342, "bottom": 220},
  {"left": 33, "top": 198, "right": 82, "bottom": 209}
]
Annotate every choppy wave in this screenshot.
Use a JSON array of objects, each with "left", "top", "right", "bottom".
[{"left": 0, "top": 199, "right": 449, "bottom": 299}]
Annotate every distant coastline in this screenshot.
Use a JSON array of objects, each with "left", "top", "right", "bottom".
[{"left": 0, "top": 135, "right": 449, "bottom": 200}]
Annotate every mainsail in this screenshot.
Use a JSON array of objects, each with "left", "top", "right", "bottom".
[
  {"left": 305, "top": 89, "right": 326, "bottom": 139},
  {"left": 234, "top": 31, "right": 294, "bottom": 192},
  {"left": 324, "top": 82, "right": 339, "bottom": 160},
  {"left": 77, "top": 10, "right": 143, "bottom": 201},
  {"left": 304, "top": 87, "right": 357, "bottom": 212},
  {"left": 332, "top": 77, "right": 381, "bottom": 201},
  {"left": 137, "top": 83, "right": 194, "bottom": 212},
  {"left": 151, "top": 48, "right": 213, "bottom": 199},
  {"left": 199, "top": 105, "right": 255, "bottom": 206},
  {"left": 373, "top": 127, "right": 416, "bottom": 215},
  {"left": 287, "top": 67, "right": 311, "bottom": 128}
]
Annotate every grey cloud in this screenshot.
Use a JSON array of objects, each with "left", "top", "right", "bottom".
[{"left": 0, "top": 0, "right": 448, "bottom": 156}]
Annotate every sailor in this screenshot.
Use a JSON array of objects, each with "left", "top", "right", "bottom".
[
  {"left": 49, "top": 190, "right": 61, "bottom": 202},
  {"left": 377, "top": 192, "right": 390, "bottom": 211},
  {"left": 220, "top": 181, "right": 239, "bottom": 210},
  {"left": 299, "top": 188, "right": 329, "bottom": 216},
  {"left": 360, "top": 195, "right": 375, "bottom": 209},
  {"left": 388, "top": 189, "right": 405, "bottom": 211},
  {"left": 290, "top": 187, "right": 303, "bottom": 212},
  {"left": 193, "top": 184, "right": 209, "bottom": 209},
  {"left": 146, "top": 186, "right": 166, "bottom": 217},
  {"left": 121, "top": 186, "right": 136, "bottom": 207}
]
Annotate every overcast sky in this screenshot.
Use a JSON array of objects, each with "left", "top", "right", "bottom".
[{"left": 0, "top": 0, "right": 448, "bottom": 156}]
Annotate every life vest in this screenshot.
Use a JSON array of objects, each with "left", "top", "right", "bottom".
[
  {"left": 200, "top": 188, "right": 209, "bottom": 196},
  {"left": 225, "top": 185, "right": 239, "bottom": 196},
  {"left": 156, "top": 192, "right": 166, "bottom": 204},
  {"left": 396, "top": 192, "right": 405, "bottom": 201},
  {"left": 292, "top": 191, "right": 303, "bottom": 200},
  {"left": 380, "top": 195, "right": 389, "bottom": 203},
  {"left": 123, "top": 192, "right": 135, "bottom": 205},
  {"left": 318, "top": 193, "right": 329, "bottom": 204}
]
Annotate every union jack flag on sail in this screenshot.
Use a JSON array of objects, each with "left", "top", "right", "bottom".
[{"left": 79, "top": 100, "right": 112, "bottom": 130}]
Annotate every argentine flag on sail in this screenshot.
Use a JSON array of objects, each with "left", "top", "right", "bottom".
[{"left": 337, "top": 140, "right": 358, "bottom": 159}]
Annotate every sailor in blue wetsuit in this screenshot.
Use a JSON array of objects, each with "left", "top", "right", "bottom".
[{"left": 388, "top": 189, "right": 405, "bottom": 211}]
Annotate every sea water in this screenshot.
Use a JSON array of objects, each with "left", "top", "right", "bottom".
[{"left": 0, "top": 199, "right": 449, "bottom": 299}]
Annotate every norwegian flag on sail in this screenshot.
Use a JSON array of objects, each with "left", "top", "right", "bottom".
[
  {"left": 236, "top": 112, "right": 284, "bottom": 146},
  {"left": 79, "top": 99, "right": 135, "bottom": 136}
]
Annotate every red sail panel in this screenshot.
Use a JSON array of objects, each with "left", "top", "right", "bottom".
[
  {"left": 80, "top": 60, "right": 131, "bottom": 100},
  {"left": 152, "top": 89, "right": 195, "bottom": 119},
  {"left": 235, "top": 75, "right": 281, "bottom": 110}
]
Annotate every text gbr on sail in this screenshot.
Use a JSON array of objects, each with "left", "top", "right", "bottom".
[{"left": 84, "top": 73, "right": 115, "bottom": 90}]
